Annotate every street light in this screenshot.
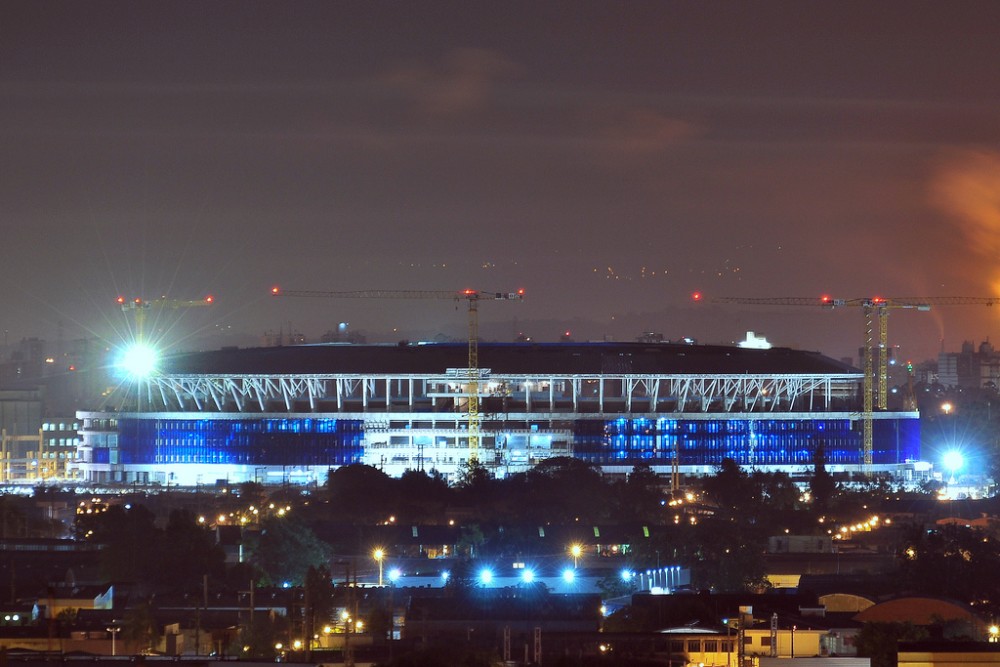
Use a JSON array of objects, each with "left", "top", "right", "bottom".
[
  {"left": 570, "top": 543, "right": 583, "bottom": 568},
  {"left": 107, "top": 625, "right": 121, "bottom": 656},
  {"left": 373, "top": 548, "right": 384, "bottom": 586}
]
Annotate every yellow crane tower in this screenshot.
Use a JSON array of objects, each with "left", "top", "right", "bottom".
[
  {"left": 711, "top": 295, "right": 1000, "bottom": 475},
  {"left": 270, "top": 287, "right": 525, "bottom": 464}
]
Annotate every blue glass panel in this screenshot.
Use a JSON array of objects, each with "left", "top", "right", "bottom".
[
  {"left": 572, "top": 417, "right": 919, "bottom": 467},
  {"left": 117, "top": 418, "right": 364, "bottom": 466}
]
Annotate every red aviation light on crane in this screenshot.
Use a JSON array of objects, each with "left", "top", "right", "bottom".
[
  {"left": 691, "top": 292, "right": 703, "bottom": 302},
  {"left": 820, "top": 294, "right": 832, "bottom": 304},
  {"left": 461, "top": 289, "right": 478, "bottom": 297},
  {"left": 116, "top": 296, "right": 126, "bottom": 305},
  {"left": 271, "top": 286, "right": 280, "bottom": 295},
  {"left": 204, "top": 295, "right": 214, "bottom": 304},
  {"left": 871, "top": 296, "right": 886, "bottom": 304}
]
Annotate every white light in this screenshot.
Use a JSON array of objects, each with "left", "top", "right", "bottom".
[
  {"left": 441, "top": 571, "right": 450, "bottom": 582},
  {"left": 620, "top": 569, "right": 633, "bottom": 581},
  {"left": 562, "top": 568, "right": 575, "bottom": 583},
  {"left": 388, "top": 568, "right": 401, "bottom": 582},
  {"left": 479, "top": 568, "right": 493, "bottom": 585},
  {"left": 943, "top": 450, "right": 964, "bottom": 473},
  {"left": 521, "top": 569, "right": 535, "bottom": 583},
  {"left": 120, "top": 343, "right": 158, "bottom": 378}
]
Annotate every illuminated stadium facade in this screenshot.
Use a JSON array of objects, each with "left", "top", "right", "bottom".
[{"left": 74, "top": 342, "right": 920, "bottom": 486}]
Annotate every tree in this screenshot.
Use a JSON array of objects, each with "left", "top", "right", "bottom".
[
  {"left": 235, "top": 610, "right": 289, "bottom": 660},
  {"left": 396, "top": 469, "right": 451, "bottom": 522},
  {"left": 304, "top": 565, "right": 335, "bottom": 649},
  {"left": 120, "top": 600, "right": 158, "bottom": 655},
  {"left": 456, "top": 523, "right": 486, "bottom": 559},
  {"left": 689, "top": 521, "right": 769, "bottom": 592},
  {"left": 250, "top": 515, "right": 331, "bottom": 586},
  {"left": 895, "top": 523, "right": 1000, "bottom": 610},
  {"left": 155, "top": 509, "right": 226, "bottom": 591},
  {"left": 809, "top": 443, "right": 837, "bottom": 511},
  {"left": 0, "top": 496, "right": 28, "bottom": 538},
  {"left": 756, "top": 471, "right": 799, "bottom": 511},
  {"left": 88, "top": 504, "right": 160, "bottom": 585},
  {"left": 326, "top": 464, "right": 396, "bottom": 524},
  {"left": 615, "top": 465, "right": 664, "bottom": 522},
  {"left": 855, "top": 622, "right": 927, "bottom": 667},
  {"left": 701, "top": 458, "right": 753, "bottom": 516},
  {"left": 238, "top": 481, "right": 266, "bottom": 508},
  {"left": 365, "top": 603, "right": 393, "bottom": 644},
  {"left": 520, "top": 457, "right": 608, "bottom": 523}
]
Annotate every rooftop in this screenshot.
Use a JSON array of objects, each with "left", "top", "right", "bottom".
[{"left": 160, "top": 342, "right": 860, "bottom": 377}]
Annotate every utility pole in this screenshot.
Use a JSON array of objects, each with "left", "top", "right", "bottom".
[{"left": 344, "top": 561, "right": 355, "bottom": 667}]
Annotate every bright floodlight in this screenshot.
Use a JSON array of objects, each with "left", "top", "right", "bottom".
[
  {"left": 521, "top": 569, "right": 535, "bottom": 584},
  {"left": 479, "top": 568, "right": 494, "bottom": 585},
  {"left": 620, "top": 569, "right": 634, "bottom": 582},
  {"left": 562, "top": 568, "right": 575, "bottom": 583},
  {"left": 943, "top": 450, "right": 964, "bottom": 473},
  {"left": 120, "top": 343, "right": 158, "bottom": 378},
  {"left": 388, "top": 568, "right": 402, "bottom": 582}
]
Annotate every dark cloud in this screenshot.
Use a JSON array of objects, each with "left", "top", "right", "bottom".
[{"left": 382, "top": 48, "right": 519, "bottom": 116}]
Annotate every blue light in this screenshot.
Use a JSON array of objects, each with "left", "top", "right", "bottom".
[
  {"left": 479, "top": 568, "right": 494, "bottom": 585},
  {"left": 441, "top": 571, "right": 450, "bottom": 582},
  {"left": 521, "top": 569, "right": 535, "bottom": 583},
  {"left": 620, "top": 569, "right": 634, "bottom": 581},
  {"left": 562, "top": 568, "right": 575, "bottom": 583},
  {"left": 388, "top": 568, "right": 401, "bottom": 582}
]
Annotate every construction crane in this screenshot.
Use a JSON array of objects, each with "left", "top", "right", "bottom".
[
  {"left": 710, "top": 295, "right": 1000, "bottom": 475},
  {"left": 270, "top": 287, "right": 525, "bottom": 464},
  {"left": 118, "top": 295, "right": 215, "bottom": 344}
]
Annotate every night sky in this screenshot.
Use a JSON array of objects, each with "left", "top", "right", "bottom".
[{"left": 4, "top": 1, "right": 1000, "bottom": 364}]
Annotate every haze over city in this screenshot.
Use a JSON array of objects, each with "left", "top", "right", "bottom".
[{"left": 5, "top": 2, "right": 1000, "bottom": 363}]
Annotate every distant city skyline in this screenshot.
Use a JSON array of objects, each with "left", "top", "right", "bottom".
[{"left": 4, "top": 1, "right": 1000, "bottom": 363}]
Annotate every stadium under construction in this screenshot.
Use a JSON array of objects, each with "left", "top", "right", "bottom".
[{"left": 74, "top": 342, "right": 920, "bottom": 486}]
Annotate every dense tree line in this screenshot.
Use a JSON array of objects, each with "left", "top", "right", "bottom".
[
  {"left": 75, "top": 505, "right": 225, "bottom": 592},
  {"left": 68, "top": 448, "right": 1000, "bottom": 606}
]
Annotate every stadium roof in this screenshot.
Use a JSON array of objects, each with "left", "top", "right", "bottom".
[{"left": 160, "top": 342, "right": 860, "bottom": 376}]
